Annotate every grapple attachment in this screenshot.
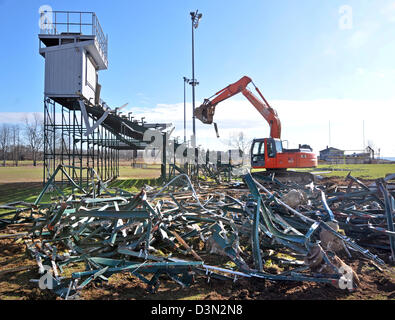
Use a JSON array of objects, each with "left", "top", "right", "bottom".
[{"left": 194, "top": 100, "right": 216, "bottom": 124}]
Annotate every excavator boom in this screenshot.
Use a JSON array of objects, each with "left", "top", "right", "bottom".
[
  {"left": 194, "top": 76, "right": 318, "bottom": 179},
  {"left": 194, "top": 76, "right": 281, "bottom": 139}
]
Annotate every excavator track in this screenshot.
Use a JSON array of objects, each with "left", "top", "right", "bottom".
[{"left": 252, "top": 170, "right": 315, "bottom": 185}]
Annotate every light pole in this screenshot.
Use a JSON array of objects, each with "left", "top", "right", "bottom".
[
  {"left": 190, "top": 10, "right": 202, "bottom": 149},
  {"left": 183, "top": 77, "right": 190, "bottom": 144}
]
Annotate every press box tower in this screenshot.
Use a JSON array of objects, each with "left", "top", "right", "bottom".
[
  {"left": 38, "top": 11, "right": 120, "bottom": 187},
  {"left": 39, "top": 10, "right": 108, "bottom": 105}
]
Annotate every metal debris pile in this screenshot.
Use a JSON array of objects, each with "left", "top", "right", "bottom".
[{"left": 0, "top": 166, "right": 394, "bottom": 299}]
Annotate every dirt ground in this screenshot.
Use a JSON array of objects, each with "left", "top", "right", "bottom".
[
  {"left": 0, "top": 226, "right": 394, "bottom": 300},
  {"left": 0, "top": 176, "right": 394, "bottom": 300}
]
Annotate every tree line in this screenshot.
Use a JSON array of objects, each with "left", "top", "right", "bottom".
[
  {"left": 0, "top": 113, "right": 44, "bottom": 167},
  {"left": 0, "top": 112, "right": 253, "bottom": 168}
]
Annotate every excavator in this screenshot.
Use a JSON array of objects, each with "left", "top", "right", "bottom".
[{"left": 194, "top": 76, "right": 317, "bottom": 183}]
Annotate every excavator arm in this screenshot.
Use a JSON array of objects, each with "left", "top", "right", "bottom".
[{"left": 194, "top": 76, "right": 281, "bottom": 139}]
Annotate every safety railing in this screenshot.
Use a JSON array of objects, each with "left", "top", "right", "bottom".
[{"left": 39, "top": 11, "right": 108, "bottom": 63}]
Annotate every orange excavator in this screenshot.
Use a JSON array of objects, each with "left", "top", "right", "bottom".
[{"left": 194, "top": 76, "right": 317, "bottom": 182}]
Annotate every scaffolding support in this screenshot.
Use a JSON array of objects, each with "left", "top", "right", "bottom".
[{"left": 43, "top": 98, "right": 120, "bottom": 188}]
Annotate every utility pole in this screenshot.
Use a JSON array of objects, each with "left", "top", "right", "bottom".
[
  {"left": 190, "top": 10, "right": 202, "bottom": 149},
  {"left": 190, "top": 10, "right": 202, "bottom": 180},
  {"left": 183, "top": 77, "right": 190, "bottom": 143}
]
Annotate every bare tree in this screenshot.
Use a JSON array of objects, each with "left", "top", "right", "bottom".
[
  {"left": 367, "top": 139, "right": 377, "bottom": 160},
  {"left": 11, "top": 124, "right": 21, "bottom": 166},
  {"left": 367, "top": 140, "right": 376, "bottom": 151},
  {"left": 24, "top": 113, "right": 44, "bottom": 166},
  {"left": 225, "top": 131, "right": 252, "bottom": 164},
  {"left": 0, "top": 124, "right": 10, "bottom": 166}
]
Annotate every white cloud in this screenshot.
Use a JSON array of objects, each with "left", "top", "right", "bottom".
[
  {"left": 346, "top": 20, "right": 380, "bottom": 49},
  {"left": 0, "top": 112, "right": 42, "bottom": 124},
  {"left": 355, "top": 67, "right": 395, "bottom": 80},
  {"left": 323, "top": 47, "right": 336, "bottom": 56},
  {"left": 2, "top": 98, "right": 395, "bottom": 157},
  {"left": 381, "top": 1, "right": 395, "bottom": 22},
  {"left": 126, "top": 98, "right": 395, "bottom": 157},
  {"left": 347, "top": 30, "right": 370, "bottom": 49}
]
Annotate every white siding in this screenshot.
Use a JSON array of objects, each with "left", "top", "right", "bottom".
[
  {"left": 42, "top": 41, "right": 101, "bottom": 102},
  {"left": 81, "top": 51, "right": 96, "bottom": 103},
  {"left": 86, "top": 56, "right": 96, "bottom": 89},
  {"left": 44, "top": 47, "right": 82, "bottom": 97}
]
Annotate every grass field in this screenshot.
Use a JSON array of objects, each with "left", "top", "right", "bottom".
[
  {"left": 0, "top": 161, "right": 44, "bottom": 167},
  {"left": 0, "top": 164, "right": 161, "bottom": 183},
  {"left": 0, "top": 166, "right": 43, "bottom": 183},
  {"left": 0, "top": 164, "right": 162, "bottom": 205},
  {"left": 0, "top": 182, "right": 44, "bottom": 206},
  {"left": 119, "top": 164, "right": 161, "bottom": 179},
  {"left": 295, "top": 163, "right": 395, "bottom": 179},
  {"left": 0, "top": 163, "right": 394, "bottom": 206}
]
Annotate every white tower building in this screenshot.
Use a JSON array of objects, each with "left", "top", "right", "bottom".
[{"left": 39, "top": 11, "right": 108, "bottom": 106}]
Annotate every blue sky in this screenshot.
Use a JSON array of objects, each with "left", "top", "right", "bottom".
[{"left": 0, "top": 0, "right": 394, "bottom": 155}]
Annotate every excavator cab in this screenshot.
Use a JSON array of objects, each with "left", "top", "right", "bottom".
[
  {"left": 251, "top": 139, "right": 265, "bottom": 167},
  {"left": 251, "top": 138, "right": 283, "bottom": 168},
  {"left": 251, "top": 138, "right": 317, "bottom": 170}
]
